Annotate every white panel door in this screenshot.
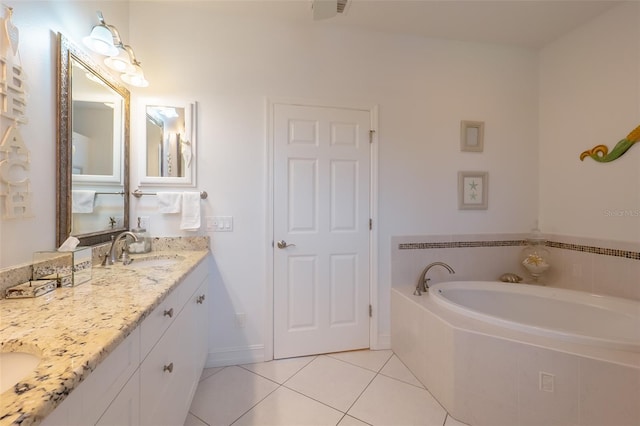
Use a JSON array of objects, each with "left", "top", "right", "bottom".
[{"left": 273, "top": 103, "right": 371, "bottom": 359}]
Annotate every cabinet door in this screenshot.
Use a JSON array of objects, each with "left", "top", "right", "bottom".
[
  {"left": 95, "top": 370, "right": 140, "bottom": 426},
  {"left": 42, "top": 328, "right": 140, "bottom": 426},
  {"left": 140, "top": 307, "right": 192, "bottom": 426}
]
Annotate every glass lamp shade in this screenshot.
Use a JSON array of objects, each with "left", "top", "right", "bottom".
[
  {"left": 82, "top": 25, "right": 118, "bottom": 56},
  {"left": 105, "top": 46, "right": 135, "bottom": 74},
  {"left": 121, "top": 64, "right": 149, "bottom": 88}
]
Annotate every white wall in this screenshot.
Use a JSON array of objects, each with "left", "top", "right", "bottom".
[
  {"left": 128, "top": 2, "right": 539, "bottom": 359},
  {"left": 12, "top": 1, "right": 633, "bottom": 364},
  {"left": 539, "top": 1, "right": 640, "bottom": 242},
  {"left": 0, "top": 1, "right": 129, "bottom": 268}
]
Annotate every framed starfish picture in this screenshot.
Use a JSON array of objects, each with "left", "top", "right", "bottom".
[{"left": 458, "top": 171, "right": 488, "bottom": 210}]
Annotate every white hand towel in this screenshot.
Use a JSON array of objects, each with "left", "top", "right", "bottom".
[
  {"left": 71, "top": 190, "right": 96, "bottom": 213},
  {"left": 157, "top": 192, "right": 182, "bottom": 213},
  {"left": 180, "top": 192, "right": 201, "bottom": 231}
]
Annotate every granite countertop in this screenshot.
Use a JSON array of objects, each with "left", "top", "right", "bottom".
[{"left": 0, "top": 250, "right": 209, "bottom": 426}]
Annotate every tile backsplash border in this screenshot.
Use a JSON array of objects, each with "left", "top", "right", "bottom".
[
  {"left": 0, "top": 236, "right": 210, "bottom": 299},
  {"left": 393, "top": 233, "right": 640, "bottom": 300},
  {"left": 398, "top": 235, "right": 640, "bottom": 261}
]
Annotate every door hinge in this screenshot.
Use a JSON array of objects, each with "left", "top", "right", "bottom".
[
  {"left": 369, "top": 304, "right": 373, "bottom": 317},
  {"left": 369, "top": 130, "right": 375, "bottom": 144},
  {"left": 369, "top": 218, "right": 372, "bottom": 230}
]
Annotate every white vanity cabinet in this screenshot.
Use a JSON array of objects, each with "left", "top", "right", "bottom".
[
  {"left": 139, "top": 261, "right": 208, "bottom": 426},
  {"left": 42, "top": 259, "right": 209, "bottom": 426}
]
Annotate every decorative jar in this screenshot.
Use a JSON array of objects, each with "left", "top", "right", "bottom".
[{"left": 520, "top": 227, "right": 550, "bottom": 282}]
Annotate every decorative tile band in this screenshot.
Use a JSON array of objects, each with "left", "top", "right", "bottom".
[
  {"left": 546, "top": 241, "right": 640, "bottom": 260},
  {"left": 398, "top": 240, "right": 526, "bottom": 250},
  {"left": 399, "top": 239, "right": 640, "bottom": 261}
]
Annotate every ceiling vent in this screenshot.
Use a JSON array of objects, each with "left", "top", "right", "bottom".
[
  {"left": 312, "top": 0, "right": 349, "bottom": 20},
  {"left": 337, "top": 0, "right": 349, "bottom": 14}
]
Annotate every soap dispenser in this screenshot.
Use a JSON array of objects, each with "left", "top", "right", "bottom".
[{"left": 128, "top": 217, "right": 151, "bottom": 254}]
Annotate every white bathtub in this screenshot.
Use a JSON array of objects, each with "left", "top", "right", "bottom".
[
  {"left": 391, "top": 283, "right": 640, "bottom": 426},
  {"left": 429, "top": 281, "right": 640, "bottom": 352}
]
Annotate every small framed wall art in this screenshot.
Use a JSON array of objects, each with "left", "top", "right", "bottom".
[
  {"left": 458, "top": 171, "right": 488, "bottom": 210},
  {"left": 460, "top": 120, "right": 484, "bottom": 152}
]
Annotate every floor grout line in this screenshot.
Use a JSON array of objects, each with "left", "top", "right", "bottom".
[
  {"left": 189, "top": 350, "right": 460, "bottom": 426},
  {"left": 187, "top": 410, "right": 211, "bottom": 426},
  {"left": 228, "top": 381, "right": 283, "bottom": 426}
]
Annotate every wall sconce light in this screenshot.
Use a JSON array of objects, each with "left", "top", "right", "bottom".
[
  {"left": 83, "top": 11, "right": 149, "bottom": 88},
  {"left": 82, "top": 13, "right": 118, "bottom": 57},
  {"left": 121, "top": 61, "right": 149, "bottom": 88},
  {"left": 105, "top": 44, "right": 135, "bottom": 74}
]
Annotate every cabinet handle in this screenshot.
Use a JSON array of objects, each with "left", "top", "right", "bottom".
[
  {"left": 197, "top": 294, "right": 206, "bottom": 304},
  {"left": 163, "top": 308, "right": 174, "bottom": 318},
  {"left": 163, "top": 362, "right": 174, "bottom": 373}
]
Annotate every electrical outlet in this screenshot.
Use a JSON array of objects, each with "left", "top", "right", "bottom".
[
  {"left": 539, "top": 372, "right": 554, "bottom": 392},
  {"left": 138, "top": 216, "right": 150, "bottom": 230},
  {"left": 235, "top": 313, "right": 247, "bottom": 328}
]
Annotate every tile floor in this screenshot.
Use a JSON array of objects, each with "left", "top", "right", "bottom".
[{"left": 185, "top": 350, "right": 468, "bottom": 426}]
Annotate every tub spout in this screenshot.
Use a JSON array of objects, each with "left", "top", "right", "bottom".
[{"left": 414, "top": 262, "right": 455, "bottom": 295}]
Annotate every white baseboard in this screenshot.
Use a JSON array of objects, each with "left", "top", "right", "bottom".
[
  {"left": 205, "top": 344, "right": 265, "bottom": 368},
  {"left": 205, "top": 337, "right": 391, "bottom": 368},
  {"left": 373, "top": 333, "right": 391, "bottom": 350}
]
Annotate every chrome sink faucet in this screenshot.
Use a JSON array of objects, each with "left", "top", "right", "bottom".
[
  {"left": 414, "top": 262, "right": 455, "bottom": 295},
  {"left": 103, "top": 231, "right": 139, "bottom": 266}
]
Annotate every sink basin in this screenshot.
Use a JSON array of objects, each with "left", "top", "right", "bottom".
[
  {"left": 128, "top": 255, "right": 184, "bottom": 270},
  {"left": 0, "top": 352, "right": 41, "bottom": 394}
]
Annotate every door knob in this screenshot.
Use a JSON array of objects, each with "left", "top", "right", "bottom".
[{"left": 276, "top": 240, "right": 296, "bottom": 249}]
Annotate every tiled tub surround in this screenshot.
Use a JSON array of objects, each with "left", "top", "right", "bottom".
[
  {"left": 392, "top": 233, "right": 640, "bottom": 301},
  {"left": 0, "top": 248, "right": 209, "bottom": 426},
  {"left": 391, "top": 234, "right": 640, "bottom": 425},
  {"left": 391, "top": 285, "right": 640, "bottom": 426}
]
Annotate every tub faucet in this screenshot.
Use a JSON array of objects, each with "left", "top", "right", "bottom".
[
  {"left": 103, "top": 231, "right": 139, "bottom": 266},
  {"left": 414, "top": 262, "right": 455, "bottom": 295}
]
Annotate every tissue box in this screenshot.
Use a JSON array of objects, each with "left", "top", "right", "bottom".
[
  {"left": 33, "top": 251, "right": 73, "bottom": 286},
  {"left": 6, "top": 280, "right": 57, "bottom": 299},
  {"left": 33, "top": 247, "right": 92, "bottom": 287},
  {"left": 72, "top": 247, "right": 92, "bottom": 286}
]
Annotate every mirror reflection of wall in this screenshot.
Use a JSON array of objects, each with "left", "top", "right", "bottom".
[
  {"left": 146, "top": 114, "right": 163, "bottom": 176},
  {"left": 70, "top": 58, "right": 123, "bottom": 182},
  {"left": 145, "top": 105, "right": 188, "bottom": 178},
  {"left": 72, "top": 101, "right": 113, "bottom": 175}
]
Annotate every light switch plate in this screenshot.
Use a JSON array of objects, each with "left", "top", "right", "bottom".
[{"left": 207, "top": 216, "right": 233, "bottom": 232}]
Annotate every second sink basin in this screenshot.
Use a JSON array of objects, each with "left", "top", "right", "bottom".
[{"left": 0, "top": 352, "right": 41, "bottom": 394}]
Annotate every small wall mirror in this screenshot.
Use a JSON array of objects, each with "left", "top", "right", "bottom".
[{"left": 139, "top": 101, "right": 197, "bottom": 186}]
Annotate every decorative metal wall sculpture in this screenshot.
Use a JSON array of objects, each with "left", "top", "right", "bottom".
[{"left": 580, "top": 124, "right": 640, "bottom": 163}]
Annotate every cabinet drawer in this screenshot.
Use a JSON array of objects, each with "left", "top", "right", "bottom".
[
  {"left": 140, "top": 289, "right": 179, "bottom": 359},
  {"left": 140, "top": 310, "right": 192, "bottom": 426},
  {"left": 177, "top": 260, "right": 208, "bottom": 310}
]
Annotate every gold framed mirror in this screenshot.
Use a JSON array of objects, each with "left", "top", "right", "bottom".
[{"left": 56, "top": 33, "right": 130, "bottom": 247}]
